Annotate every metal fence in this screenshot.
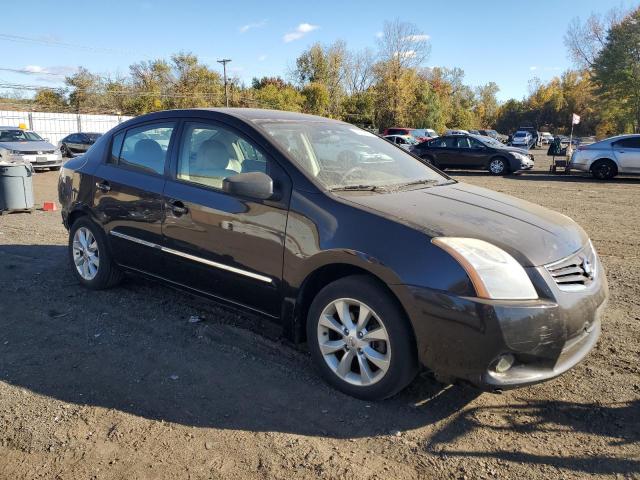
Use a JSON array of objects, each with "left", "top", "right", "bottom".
[{"left": 0, "top": 110, "right": 134, "bottom": 144}]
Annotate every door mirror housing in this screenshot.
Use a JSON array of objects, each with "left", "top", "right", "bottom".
[{"left": 223, "top": 172, "right": 274, "bottom": 200}]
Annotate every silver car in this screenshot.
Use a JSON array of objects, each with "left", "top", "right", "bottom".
[
  {"left": 569, "top": 134, "right": 640, "bottom": 179},
  {"left": 0, "top": 127, "right": 62, "bottom": 171}
]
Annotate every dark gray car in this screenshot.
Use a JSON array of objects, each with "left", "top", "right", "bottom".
[{"left": 58, "top": 108, "right": 607, "bottom": 400}]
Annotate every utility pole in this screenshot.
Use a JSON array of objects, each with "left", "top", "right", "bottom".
[{"left": 217, "top": 59, "right": 232, "bottom": 107}]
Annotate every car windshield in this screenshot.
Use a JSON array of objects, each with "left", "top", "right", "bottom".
[
  {"left": 0, "top": 129, "right": 44, "bottom": 142},
  {"left": 261, "top": 121, "right": 450, "bottom": 191},
  {"left": 514, "top": 132, "right": 527, "bottom": 137}
]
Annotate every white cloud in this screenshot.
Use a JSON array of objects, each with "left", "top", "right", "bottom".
[
  {"left": 375, "top": 31, "right": 383, "bottom": 38},
  {"left": 239, "top": 19, "right": 267, "bottom": 33},
  {"left": 403, "top": 34, "right": 430, "bottom": 42},
  {"left": 20, "top": 65, "right": 76, "bottom": 76},
  {"left": 283, "top": 23, "right": 319, "bottom": 42},
  {"left": 258, "top": 54, "right": 267, "bottom": 61},
  {"left": 529, "top": 66, "right": 538, "bottom": 71}
]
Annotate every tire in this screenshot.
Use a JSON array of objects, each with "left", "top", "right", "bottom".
[
  {"left": 60, "top": 145, "right": 69, "bottom": 158},
  {"left": 591, "top": 159, "right": 617, "bottom": 180},
  {"left": 68, "top": 217, "right": 122, "bottom": 289},
  {"left": 50, "top": 166, "right": 61, "bottom": 171},
  {"left": 306, "top": 275, "right": 418, "bottom": 400},
  {"left": 488, "top": 157, "right": 509, "bottom": 175}
]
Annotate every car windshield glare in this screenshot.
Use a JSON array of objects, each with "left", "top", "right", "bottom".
[{"left": 261, "top": 121, "right": 448, "bottom": 190}]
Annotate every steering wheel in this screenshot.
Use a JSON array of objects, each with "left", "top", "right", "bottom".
[{"left": 339, "top": 166, "right": 367, "bottom": 183}]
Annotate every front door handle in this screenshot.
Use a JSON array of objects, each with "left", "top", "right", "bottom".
[
  {"left": 168, "top": 200, "right": 188, "bottom": 216},
  {"left": 96, "top": 181, "right": 111, "bottom": 192}
]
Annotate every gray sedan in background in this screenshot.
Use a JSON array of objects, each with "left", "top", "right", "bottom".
[{"left": 570, "top": 134, "right": 640, "bottom": 179}]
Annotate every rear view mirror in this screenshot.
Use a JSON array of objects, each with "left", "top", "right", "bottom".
[{"left": 223, "top": 172, "right": 273, "bottom": 200}]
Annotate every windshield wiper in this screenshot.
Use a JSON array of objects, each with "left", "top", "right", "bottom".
[
  {"left": 394, "top": 179, "right": 442, "bottom": 189},
  {"left": 329, "top": 184, "right": 383, "bottom": 192}
]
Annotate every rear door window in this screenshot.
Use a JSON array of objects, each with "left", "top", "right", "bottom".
[{"left": 113, "top": 123, "right": 175, "bottom": 175}]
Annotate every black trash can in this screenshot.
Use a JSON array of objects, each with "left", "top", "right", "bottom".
[{"left": 0, "top": 162, "right": 35, "bottom": 214}]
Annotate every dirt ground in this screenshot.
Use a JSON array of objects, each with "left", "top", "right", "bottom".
[{"left": 0, "top": 151, "right": 638, "bottom": 480}]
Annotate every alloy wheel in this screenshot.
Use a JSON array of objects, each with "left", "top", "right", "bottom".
[
  {"left": 72, "top": 227, "right": 100, "bottom": 280},
  {"left": 316, "top": 298, "right": 391, "bottom": 386},
  {"left": 489, "top": 159, "right": 505, "bottom": 174}
]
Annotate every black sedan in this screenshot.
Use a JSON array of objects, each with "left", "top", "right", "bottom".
[
  {"left": 58, "top": 132, "right": 102, "bottom": 157},
  {"left": 412, "top": 134, "right": 534, "bottom": 174},
  {"left": 58, "top": 109, "right": 607, "bottom": 400}
]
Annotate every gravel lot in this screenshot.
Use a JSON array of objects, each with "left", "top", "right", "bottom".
[{"left": 0, "top": 151, "right": 638, "bottom": 479}]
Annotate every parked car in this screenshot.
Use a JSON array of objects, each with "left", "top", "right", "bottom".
[
  {"left": 413, "top": 134, "right": 534, "bottom": 174},
  {"left": 478, "top": 129, "right": 509, "bottom": 144},
  {"left": 511, "top": 131, "right": 534, "bottom": 149},
  {"left": 59, "top": 108, "right": 606, "bottom": 400},
  {"left": 517, "top": 126, "right": 540, "bottom": 148},
  {"left": 540, "top": 132, "right": 554, "bottom": 145},
  {"left": 383, "top": 134, "right": 419, "bottom": 150},
  {"left": 382, "top": 127, "right": 434, "bottom": 142},
  {"left": 468, "top": 129, "right": 480, "bottom": 135},
  {"left": 569, "top": 134, "right": 640, "bottom": 179},
  {"left": 59, "top": 132, "right": 102, "bottom": 158},
  {"left": 412, "top": 128, "right": 438, "bottom": 140},
  {"left": 444, "top": 129, "right": 469, "bottom": 136},
  {"left": 0, "top": 126, "right": 62, "bottom": 170}
]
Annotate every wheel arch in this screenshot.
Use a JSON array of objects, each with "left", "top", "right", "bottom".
[
  {"left": 591, "top": 157, "right": 618, "bottom": 170},
  {"left": 288, "top": 261, "right": 417, "bottom": 347}
]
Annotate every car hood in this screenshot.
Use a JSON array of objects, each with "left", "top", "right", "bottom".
[
  {"left": 338, "top": 182, "right": 587, "bottom": 267},
  {"left": 0, "top": 141, "right": 57, "bottom": 152},
  {"left": 498, "top": 145, "right": 530, "bottom": 155}
]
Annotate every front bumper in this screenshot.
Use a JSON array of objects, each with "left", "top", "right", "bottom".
[
  {"left": 392, "top": 258, "right": 608, "bottom": 390},
  {"left": 9, "top": 153, "right": 63, "bottom": 168}
]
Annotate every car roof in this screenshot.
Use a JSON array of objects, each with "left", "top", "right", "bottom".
[{"left": 126, "top": 108, "right": 348, "bottom": 127}]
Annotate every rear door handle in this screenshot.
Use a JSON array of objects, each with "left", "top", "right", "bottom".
[
  {"left": 168, "top": 200, "right": 188, "bottom": 216},
  {"left": 96, "top": 181, "right": 111, "bottom": 192}
]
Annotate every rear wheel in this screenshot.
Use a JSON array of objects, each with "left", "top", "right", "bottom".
[
  {"left": 307, "top": 275, "right": 418, "bottom": 400},
  {"left": 488, "top": 157, "right": 509, "bottom": 175},
  {"left": 68, "top": 217, "right": 122, "bottom": 289},
  {"left": 591, "top": 159, "right": 617, "bottom": 180}
]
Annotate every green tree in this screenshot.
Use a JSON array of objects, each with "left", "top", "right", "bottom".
[
  {"left": 592, "top": 7, "right": 640, "bottom": 132},
  {"left": 34, "top": 88, "right": 67, "bottom": 111}
]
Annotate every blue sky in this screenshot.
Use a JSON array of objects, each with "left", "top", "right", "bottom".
[{"left": 0, "top": 0, "right": 636, "bottom": 102}]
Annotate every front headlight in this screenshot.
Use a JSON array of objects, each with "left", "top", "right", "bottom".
[
  {"left": 510, "top": 152, "right": 527, "bottom": 161},
  {"left": 432, "top": 237, "right": 538, "bottom": 300}
]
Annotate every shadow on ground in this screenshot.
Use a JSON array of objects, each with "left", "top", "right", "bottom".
[
  {"left": 425, "top": 400, "right": 640, "bottom": 475},
  {"left": 0, "top": 244, "right": 638, "bottom": 475}
]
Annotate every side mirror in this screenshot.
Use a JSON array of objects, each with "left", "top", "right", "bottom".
[{"left": 223, "top": 172, "right": 273, "bottom": 200}]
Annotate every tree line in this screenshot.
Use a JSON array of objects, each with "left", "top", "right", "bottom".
[{"left": 5, "top": 7, "right": 640, "bottom": 136}]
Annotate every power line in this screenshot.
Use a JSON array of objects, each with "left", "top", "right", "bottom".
[{"left": 0, "top": 33, "right": 136, "bottom": 55}]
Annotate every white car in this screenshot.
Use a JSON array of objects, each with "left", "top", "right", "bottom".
[
  {"left": 511, "top": 131, "right": 533, "bottom": 149},
  {"left": 569, "top": 134, "right": 640, "bottom": 179},
  {"left": 540, "top": 132, "right": 554, "bottom": 144},
  {"left": 383, "top": 134, "right": 419, "bottom": 150},
  {"left": 444, "top": 129, "right": 469, "bottom": 136},
  {"left": 0, "top": 126, "right": 62, "bottom": 170}
]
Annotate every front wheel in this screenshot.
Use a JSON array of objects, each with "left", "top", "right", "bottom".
[
  {"left": 307, "top": 275, "right": 418, "bottom": 400},
  {"left": 488, "top": 157, "right": 509, "bottom": 175},
  {"left": 68, "top": 217, "right": 122, "bottom": 289}
]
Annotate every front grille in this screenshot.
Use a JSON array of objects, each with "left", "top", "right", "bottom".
[
  {"left": 545, "top": 242, "right": 597, "bottom": 291},
  {"left": 20, "top": 150, "right": 55, "bottom": 155}
]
